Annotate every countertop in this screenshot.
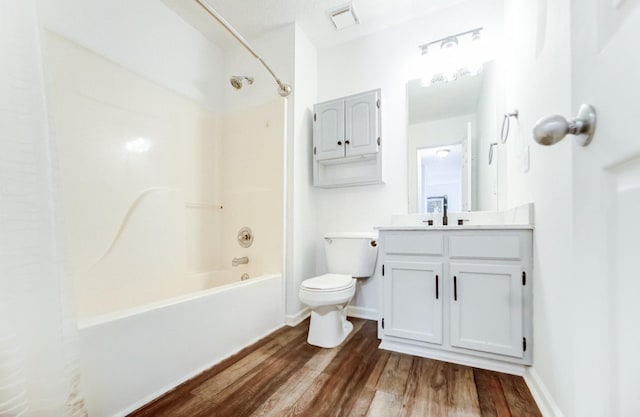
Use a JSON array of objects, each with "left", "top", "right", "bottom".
[{"left": 376, "top": 224, "right": 534, "bottom": 231}]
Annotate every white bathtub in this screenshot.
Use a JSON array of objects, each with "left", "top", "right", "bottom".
[{"left": 78, "top": 273, "right": 284, "bottom": 417}]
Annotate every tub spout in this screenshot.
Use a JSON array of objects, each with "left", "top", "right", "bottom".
[{"left": 232, "top": 256, "right": 249, "bottom": 267}]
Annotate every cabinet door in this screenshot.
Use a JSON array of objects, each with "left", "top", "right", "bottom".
[
  {"left": 383, "top": 261, "right": 443, "bottom": 344},
  {"left": 345, "top": 91, "right": 379, "bottom": 157},
  {"left": 314, "top": 99, "right": 345, "bottom": 160},
  {"left": 449, "top": 263, "right": 524, "bottom": 358}
]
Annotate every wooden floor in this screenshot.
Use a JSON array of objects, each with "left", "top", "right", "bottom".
[{"left": 129, "top": 319, "right": 542, "bottom": 417}]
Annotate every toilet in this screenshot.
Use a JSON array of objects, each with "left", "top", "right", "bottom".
[{"left": 299, "top": 232, "right": 378, "bottom": 348}]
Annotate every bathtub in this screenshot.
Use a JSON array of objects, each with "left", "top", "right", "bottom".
[{"left": 78, "top": 273, "right": 284, "bottom": 417}]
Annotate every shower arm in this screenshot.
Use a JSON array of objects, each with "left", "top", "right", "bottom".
[{"left": 195, "top": 0, "right": 292, "bottom": 97}]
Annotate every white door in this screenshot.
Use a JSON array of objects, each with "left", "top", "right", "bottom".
[
  {"left": 570, "top": 2, "right": 640, "bottom": 416},
  {"left": 383, "top": 261, "right": 443, "bottom": 344},
  {"left": 345, "top": 90, "right": 379, "bottom": 157},
  {"left": 449, "top": 263, "right": 524, "bottom": 358},
  {"left": 313, "top": 99, "right": 345, "bottom": 160}
]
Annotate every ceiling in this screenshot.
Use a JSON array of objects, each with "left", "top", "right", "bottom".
[{"left": 162, "top": 0, "right": 468, "bottom": 49}]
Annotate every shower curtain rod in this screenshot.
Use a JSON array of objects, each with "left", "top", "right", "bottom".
[{"left": 195, "top": 0, "right": 292, "bottom": 97}]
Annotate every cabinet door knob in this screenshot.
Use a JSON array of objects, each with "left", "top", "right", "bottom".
[
  {"left": 345, "top": 140, "right": 350, "bottom": 145},
  {"left": 337, "top": 141, "right": 342, "bottom": 146}
]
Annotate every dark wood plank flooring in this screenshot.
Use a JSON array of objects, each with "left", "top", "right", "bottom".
[{"left": 129, "top": 319, "right": 542, "bottom": 417}]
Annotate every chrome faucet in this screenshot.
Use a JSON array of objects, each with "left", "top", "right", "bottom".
[
  {"left": 232, "top": 256, "right": 249, "bottom": 267},
  {"left": 442, "top": 194, "right": 448, "bottom": 226}
]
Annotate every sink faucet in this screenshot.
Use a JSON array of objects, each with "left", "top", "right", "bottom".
[
  {"left": 442, "top": 194, "right": 448, "bottom": 226},
  {"left": 232, "top": 256, "right": 249, "bottom": 267}
]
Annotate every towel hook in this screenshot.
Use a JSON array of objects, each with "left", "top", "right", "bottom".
[
  {"left": 500, "top": 110, "right": 519, "bottom": 143},
  {"left": 488, "top": 142, "right": 498, "bottom": 165},
  {"left": 532, "top": 104, "right": 596, "bottom": 146}
]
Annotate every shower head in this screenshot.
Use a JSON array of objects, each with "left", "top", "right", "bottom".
[{"left": 230, "top": 75, "right": 254, "bottom": 90}]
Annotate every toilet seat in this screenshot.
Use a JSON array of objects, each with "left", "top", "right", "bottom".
[
  {"left": 299, "top": 274, "right": 356, "bottom": 310},
  {"left": 300, "top": 274, "right": 354, "bottom": 292}
]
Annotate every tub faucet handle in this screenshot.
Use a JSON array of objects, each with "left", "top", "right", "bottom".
[{"left": 237, "top": 227, "right": 253, "bottom": 248}]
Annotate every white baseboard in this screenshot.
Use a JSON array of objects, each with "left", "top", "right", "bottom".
[
  {"left": 379, "top": 340, "right": 526, "bottom": 376},
  {"left": 523, "top": 367, "right": 565, "bottom": 417},
  {"left": 286, "top": 306, "right": 376, "bottom": 326},
  {"left": 346, "top": 305, "right": 378, "bottom": 321},
  {"left": 285, "top": 307, "right": 310, "bottom": 326}
]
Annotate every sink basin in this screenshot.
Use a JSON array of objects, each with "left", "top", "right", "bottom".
[{"left": 381, "top": 203, "right": 534, "bottom": 229}]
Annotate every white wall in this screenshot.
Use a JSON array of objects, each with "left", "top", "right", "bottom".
[
  {"left": 315, "top": 0, "right": 503, "bottom": 314},
  {"left": 502, "top": 1, "right": 574, "bottom": 416},
  {"left": 286, "top": 25, "right": 319, "bottom": 322}
]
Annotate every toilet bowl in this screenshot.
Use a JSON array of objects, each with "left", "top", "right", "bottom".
[
  {"left": 299, "top": 233, "right": 378, "bottom": 348},
  {"left": 299, "top": 274, "right": 356, "bottom": 348}
]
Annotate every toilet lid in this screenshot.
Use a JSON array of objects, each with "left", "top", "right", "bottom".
[{"left": 301, "top": 274, "right": 354, "bottom": 291}]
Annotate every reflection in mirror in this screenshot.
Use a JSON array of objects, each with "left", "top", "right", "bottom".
[
  {"left": 417, "top": 144, "right": 464, "bottom": 213},
  {"left": 407, "top": 60, "right": 500, "bottom": 214}
]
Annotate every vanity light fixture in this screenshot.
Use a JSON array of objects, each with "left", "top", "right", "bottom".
[
  {"left": 125, "top": 137, "right": 150, "bottom": 153},
  {"left": 436, "top": 149, "right": 450, "bottom": 158},
  {"left": 419, "top": 27, "right": 484, "bottom": 86},
  {"left": 328, "top": 3, "right": 359, "bottom": 30},
  {"left": 419, "top": 28, "right": 483, "bottom": 55}
]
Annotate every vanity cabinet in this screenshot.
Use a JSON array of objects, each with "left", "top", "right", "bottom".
[
  {"left": 377, "top": 228, "right": 533, "bottom": 373},
  {"left": 313, "top": 89, "right": 382, "bottom": 187}
]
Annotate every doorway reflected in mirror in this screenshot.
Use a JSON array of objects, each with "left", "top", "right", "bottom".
[{"left": 418, "top": 144, "right": 463, "bottom": 213}]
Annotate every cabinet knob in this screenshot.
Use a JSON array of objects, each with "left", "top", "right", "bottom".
[
  {"left": 345, "top": 140, "right": 350, "bottom": 145},
  {"left": 337, "top": 141, "right": 342, "bottom": 146}
]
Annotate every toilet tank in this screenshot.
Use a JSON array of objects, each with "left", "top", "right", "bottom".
[{"left": 324, "top": 232, "right": 379, "bottom": 278}]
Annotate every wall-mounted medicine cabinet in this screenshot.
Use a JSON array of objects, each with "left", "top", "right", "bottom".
[{"left": 313, "top": 89, "right": 383, "bottom": 188}]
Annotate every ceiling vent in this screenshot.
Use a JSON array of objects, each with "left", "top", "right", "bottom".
[{"left": 328, "top": 3, "right": 359, "bottom": 30}]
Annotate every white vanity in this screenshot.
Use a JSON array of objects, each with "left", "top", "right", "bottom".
[{"left": 376, "top": 220, "right": 533, "bottom": 375}]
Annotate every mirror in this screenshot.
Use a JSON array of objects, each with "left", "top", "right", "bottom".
[{"left": 407, "top": 60, "right": 501, "bottom": 214}]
